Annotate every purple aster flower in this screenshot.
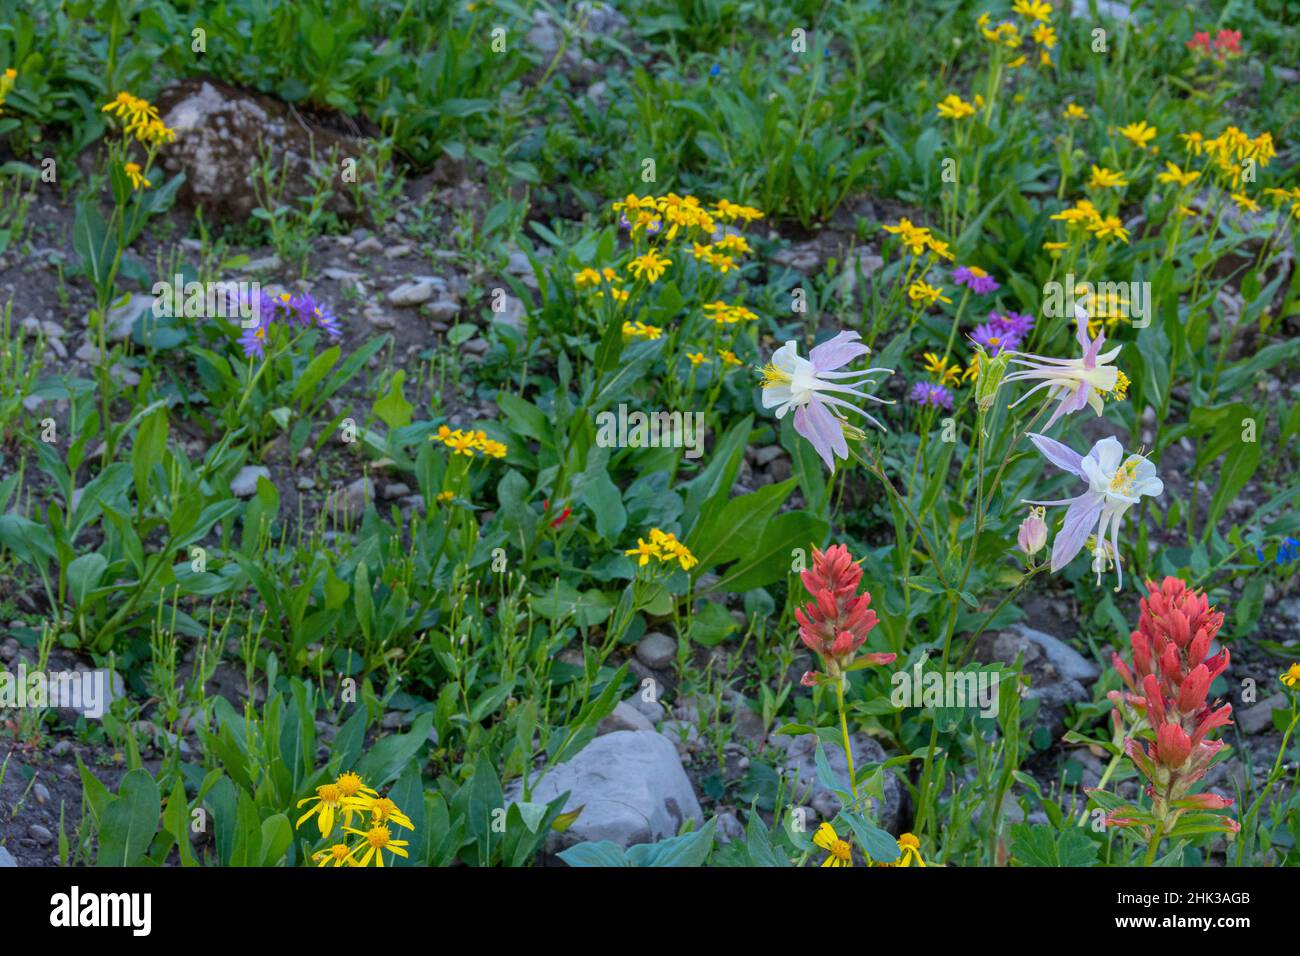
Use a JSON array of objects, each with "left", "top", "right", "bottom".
[
  {"left": 239, "top": 313, "right": 270, "bottom": 359},
  {"left": 971, "top": 319, "right": 1022, "bottom": 355},
  {"left": 312, "top": 300, "right": 343, "bottom": 339},
  {"left": 909, "top": 381, "right": 954, "bottom": 410},
  {"left": 995, "top": 310, "right": 1035, "bottom": 337},
  {"left": 952, "top": 265, "right": 1000, "bottom": 294}
]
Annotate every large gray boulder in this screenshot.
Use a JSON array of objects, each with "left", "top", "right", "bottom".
[{"left": 508, "top": 731, "right": 702, "bottom": 849}]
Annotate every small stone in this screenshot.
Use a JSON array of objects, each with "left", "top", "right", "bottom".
[
  {"left": 463, "top": 337, "right": 489, "bottom": 356},
  {"left": 243, "top": 254, "right": 282, "bottom": 272},
  {"left": 597, "top": 700, "right": 656, "bottom": 735},
  {"left": 322, "top": 267, "right": 362, "bottom": 282},
  {"left": 381, "top": 482, "right": 411, "bottom": 500},
  {"left": 28, "top": 825, "right": 53, "bottom": 846},
  {"left": 384, "top": 244, "right": 413, "bottom": 259},
  {"left": 636, "top": 632, "right": 677, "bottom": 670},
  {"left": 754, "top": 445, "right": 784, "bottom": 467},
  {"left": 32, "top": 783, "right": 50, "bottom": 805},
  {"left": 387, "top": 280, "right": 439, "bottom": 306},
  {"left": 326, "top": 477, "right": 374, "bottom": 514},
  {"left": 296, "top": 477, "right": 315, "bottom": 491},
  {"left": 0, "top": 846, "right": 16, "bottom": 867},
  {"left": 231, "top": 465, "right": 271, "bottom": 498},
  {"left": 101, "top": 293, "right": 155, "bottom": 341},
  {"left": 364, "top": 307, "right": 397, "bottom": 329},
  {"left": 355, "top": 236, "right": 384, "bottom": 255},
  {"left": 426, "top": 298, "right": 461, "bottom": 322}
]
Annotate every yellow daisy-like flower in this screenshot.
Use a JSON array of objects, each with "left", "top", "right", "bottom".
[
  {"left": 123, "top": 162, "right": 151, "bottom": 191},
  {"left": 882, "top": 217, "right": 934, "bottom": 256},
  {"left": 1178, "top": 131, "right": 1204, "bottom": 156},
  {"left": 1087, "top": 215, "right": 1130, "bottom": 244},
  {"left": 813, "top": 823, "right": 853, "bottom": 867},
  {"left": 1043, "top": 240, "right": 1069, "bottom": 256},
  {"left": 575, "top": 267, "right": 618, "bottom": 288},
  {"left": 710, "top": 199, "right": 764, "bottom": 223},
  {"left": 296, "top": 783, "right": 345, "bottom": 838},
  {"left": 897, "top": 832, "right": 926, "bottom": 866},
  {"left": 1281, "top": 663, "right": 1300, "bottom": 688},
  {"left": 313, "top": 843, "right": 354, "bottom": 868},
  {"left": 1064, "top": 104, "right": 1089, "bottom": 121},
  {"left": 921, "top": 352, "right": 961, "bottom": 386},
  {"left": 344, "top": 824, "right": 409, "bottom": 868},
  {"left": 1013, "top": 0, "right": 1051, "bottom": 22},
  {"left": 718, "top": 350, "right": 742, "bottom": 366},
  {"left": 622, "top": 320, "right": 663, "bottom": 340},
  {"left": 1088, "top": 165, "right": 1129, "bottom": 190},
  {"left": 908, "top": 280, "right": 951, "bottom": 307},
  {"left": 936, "top": 94, "right": 976, "bottom": 120},
  {"left": 1118, "top": 121, "right": 1157, "bottom": 150},
  {"left": 1230, "top": 193, "right": 1260, "bottom": 213},
  {"left": 714, "top": 233, "right": 752, "bottom": 255},
  {"left": 628, "top": 249, "right": 671, "bottom": 283},
  {"left": 1032, "top": 23, "right": 1056, "bottom": 48},
  {"left": 1156, "top": 162, "right": 1200, "bottom": 188},
  {"left": 624, "top": 537, "right": 662, "bottom": 566},
  {"left": 925, "top": 236, "right": 956, "bottom": 261},
  {"left": 335, "top": 772, "right": 377, "bottom": 801},
  {"left": 436, "top": 490, "right": 455, "bottom": 503},
  {"left": 686, "top": 352, "right": 709, "bottom": 366}
]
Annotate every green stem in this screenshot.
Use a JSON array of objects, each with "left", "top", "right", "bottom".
[{"left": 836, "top": 678, "right": 859, "bottom": 802}]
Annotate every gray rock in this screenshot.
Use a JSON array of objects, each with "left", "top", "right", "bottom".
[
  {"left": 354, "top": 235, "right": 384, "bottom": 255},
  {"left": 1071, "top": 0, "right": 1134, "bottom": 23},
  {"left": 32, "top": 783, "right": 50, "bottom": 805},
  {"left": 381, "top": 482, "right": 411, "bottom": 500},
  {"left": 597, "top": 700, "right": 655, "bottom": 735},
  {"left": 776, "top": 731, "right": 904, "bottom": 832},
  {"left": 715, "top": 811, "right": 745, "bottom": 844},
  {"left": 230, "top": 465, "right": 271, "bottom": 498},
  {"left": 0, "top": 846, "right": 16, "bottom": 867},
  {"left": 1237, "top": 695, "right": 1286, "bottom": 735},
  {"left": 426, "top": 298, "right": 461, "bottom": 322},
  {"left": 625, "top": 689, "right": 665, "bottom": 724},
  {"left": 326, "top": 477, "right": 374, "bottom": 514},
  {"left": 28, "top": 825, "right": 53, "bottom": 846},
  {"left": 101, "top": 293, "right": 155, "bottom": 341},
  {"left": 975, "top": 623, "right": 1099, "bottom": 734},
  {"left": 507, "top": 731, "right": 702, "bottom": 850},
  {"left": 636, "top": 632, "right": 677, "bottom": 670},
  {"left": 387, "top": 280, "right": 439, "bottom": 307},
  {"left": 753, "top": 445, "right": 785, "bottom": 467}
]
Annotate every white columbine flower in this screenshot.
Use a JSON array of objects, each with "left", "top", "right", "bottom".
[
  {"left": 1025, "top": 433, "right": 1163, "bottom": 589},
  {"left": 759, "top": 330, "right": 892, "bottom": 472}
]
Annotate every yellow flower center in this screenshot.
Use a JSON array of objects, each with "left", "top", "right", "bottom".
[
  {"left": 316, "top": 784, "right": 341, "bottom": 806},
  {"left": 366, "top": 826, "right": 392, "bottom": 849},
  {"left": 828, "top": 838, "right": 852, "bottom": 863},
  {"left": 336, "top": 773, "right": 364, "bottom": 797},
  {"left": 760, "top": 363, "right": 791, "bottom": 388}
]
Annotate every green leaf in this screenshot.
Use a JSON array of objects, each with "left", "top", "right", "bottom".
[
  {"left": 96, "top": 769, "right": 161, "bottom": 867},
  {"left": 373, "top": 370, "right": 414, "bottom": 430},
  {"left": 1008, "top": 823, "right": 1099, "bottom": 867}
]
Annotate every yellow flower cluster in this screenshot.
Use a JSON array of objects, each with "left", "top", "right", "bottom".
[
  {"left": 978, "top": 2, "right": 1053, "bottom": 67},
  {"left": 628, "top": 248, "right": 672, "bottom": 283},
  {"left": 624, "top": 528, "right": 698, "bottom": 571},
  {"left": 123, "top": 162, "right": 150, "bottom": 191},
  {"left": 1281, "top": 662, "right": 1300, "bottom": 688},
  {"left": 622, "top": 319, "right": 662, "bottom": 340},
  {"left": 296, "top": 772, "right": 414, "bottom": 868},
  {"left": 937, "top": 93, "right": 977, "bottom": 120},
  {"left": 431, "top": 424, "right": 507, "bottom": 459},
  {"left": 882, "top": 218, "right": 954, "bottom": 260},
  {"left": 1050, "top": 197, "right": 1130, "bottom": 244},
  {"left": 908, "top": 280, "right": 951, "bottom": 307},
  {"left": 101, "top": 91, "right": 176, "bottom": 148},
  {"left": 702, "top": 300, "right": 758, "bottom": 325},
  {"left": 922, "top": 352, "right": 978, "bottom": 387}
]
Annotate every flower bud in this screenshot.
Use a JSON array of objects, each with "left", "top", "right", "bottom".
[
  {"left": 974, "top": 348, "right": 1010, "bottom": 411},
  {"left": 1016, "top": 506, "right": 1048, "bottom": 556}
]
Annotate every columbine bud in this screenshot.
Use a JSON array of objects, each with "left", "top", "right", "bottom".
[
  {"left": 1016, "top": 506, "right": 1047, "bottom": 556},
  {"left": 974, "top": 348, "right": 1010, "bottom": 411}
]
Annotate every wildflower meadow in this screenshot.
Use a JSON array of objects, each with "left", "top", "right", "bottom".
[{"left": 0, "top": 0, "right": 1297, "bottom": 930}]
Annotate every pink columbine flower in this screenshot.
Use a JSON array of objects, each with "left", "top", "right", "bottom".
[
  {"left": 1001, "top": 306, "right": 1124, "bottom": 430},
  {"left": 760, "top": 331, "right": 892, "bottom": 472},
  {"left": 1024, "top": 433, "right": 1163, "bottom": 589}
]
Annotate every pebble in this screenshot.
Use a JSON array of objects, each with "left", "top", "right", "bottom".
[
  {"left": 28, "top": 825, "right": 53, "bottom": 846},
  {"left": 230, "top": 465, "right": 271, "bottom": 498},
  {"left": 635, "top": 632, "right": 677, "bottom": 670}
]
